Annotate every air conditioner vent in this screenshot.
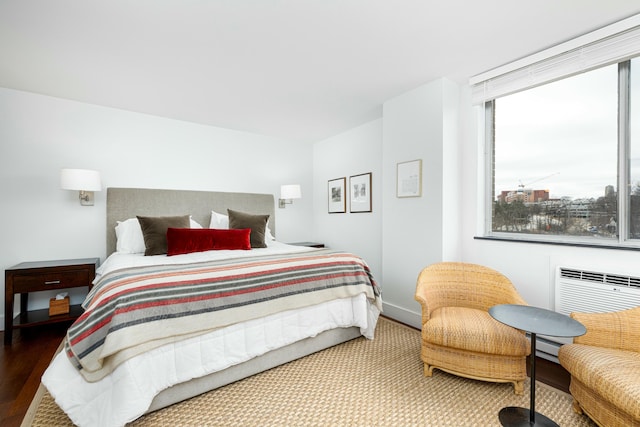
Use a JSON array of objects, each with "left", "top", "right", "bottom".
[
  {"left": 559, "top": 268, "right": 582, "bottom": 280},
  {"left": 559, "top": 268, "right": 640, "bottom": 288},
  {"left": 581, "top": 271, "right": 605, "bottom": 283},
  {"left": 603, "top": 274, "right": 640, "bottom": 289},
  {"left": 559, "top": 268, "right": 606, "bottom": 283}
]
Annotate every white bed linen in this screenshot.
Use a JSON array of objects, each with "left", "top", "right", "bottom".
[
  {"left": 42, "top": 243, "right": 380, "bottom": 427},
  {"left": 93, "top": 240, "right": 316, "bottom": 282}
]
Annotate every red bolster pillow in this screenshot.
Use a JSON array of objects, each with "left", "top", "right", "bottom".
[{"left": 166, "top": 228, "right": 252, "bottom": 256}]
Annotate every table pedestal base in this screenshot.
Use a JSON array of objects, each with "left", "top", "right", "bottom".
[{"left": 498, "top": 407, "right": 558, "bottom": 427}]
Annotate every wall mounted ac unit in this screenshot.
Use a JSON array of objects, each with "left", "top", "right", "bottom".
[
  {"left": 537, "top": 266, "right": 640, "bottom": 361},
  {"left": 555, "top": 266, "right": 640, "bottom": 316}
]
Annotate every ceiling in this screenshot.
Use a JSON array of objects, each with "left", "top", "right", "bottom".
[{"left": 1, "top": 1, "right": 640, "bottom": 143}]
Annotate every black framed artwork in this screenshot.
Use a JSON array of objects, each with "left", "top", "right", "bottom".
[
  {"left": 328, "top": 177, "right": 346, "bottom": 213},
  {"left": 349, "top": 173, "right": 372, "bottom": 213}
]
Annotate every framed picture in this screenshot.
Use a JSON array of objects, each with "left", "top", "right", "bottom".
[
  {"left": 396, "top": 159, "right": 422, "bottom": 198},
  {"left": 349, "top": 173, "right": 372, "bottom": 213},
  {"left": 328, "top": 177, "right": 346, "bottom": 213}
]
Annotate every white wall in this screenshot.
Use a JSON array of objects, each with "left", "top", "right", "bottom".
[
  {"left": 0, "top": 88, "right": 314, "bottom": 323},
  {"left": 312, "top": 119, "right": 383, "bottom": 281},
  {"left": 311, "top": 79, "right": 463, "bottom": 328},
  {"left": 442, "top": 79, "right": 461, "bottom": 260},
  {"left": 381, "top": 78, "right": 461, "bottom": 327}
]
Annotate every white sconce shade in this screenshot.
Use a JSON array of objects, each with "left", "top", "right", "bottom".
[
  {"left": 281, "top": 184, "right": 302, "bottom": 200},
  {"left": 279, "top": 184, "right": 301, "bottom": 208},
  {"left": 60, "top": 168, "right": 102, "bottom": 206}
]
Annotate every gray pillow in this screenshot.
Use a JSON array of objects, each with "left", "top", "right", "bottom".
[
  {"left": 137, "top": 215, "right": 190, "bottom": 255},
  {"left": 227, "top": 209, "right": 270, "bottom": 248}
]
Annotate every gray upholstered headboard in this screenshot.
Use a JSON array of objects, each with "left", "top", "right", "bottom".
[{"left": 106, "top": 187, "right": 276, "bottom": 256}]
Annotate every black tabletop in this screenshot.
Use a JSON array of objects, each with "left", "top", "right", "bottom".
[{"left": 489, "top": 304, "right": 586, "bottom": 338}]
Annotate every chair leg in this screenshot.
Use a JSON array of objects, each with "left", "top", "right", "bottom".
[
  {"left": 512, "top": 380, "right": 524, "bottom": 395},
  {"left": 572, "top": 399, "right": 584, "bottom": 415},
  {"left": 423, "top": 363, "right": 435, "bottom": 377}
]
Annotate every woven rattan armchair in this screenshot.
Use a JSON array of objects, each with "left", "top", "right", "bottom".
[
  {"left": 415, "top": 262, "right": 531, "bottom": 394},
  {"left": 558, "top": 307, "right": 640, "bottom": 427}
]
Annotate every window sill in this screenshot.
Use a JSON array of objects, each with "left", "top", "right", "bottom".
[{"left": 474, "top": 235, "right": 640, "bottom": 251}]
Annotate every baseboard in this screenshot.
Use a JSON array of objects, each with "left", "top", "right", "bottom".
[
  {"left": 534, "top": 334, "right": 567, "bottom": 363},
  {"left": 381, "top": 301, "right": 421, "bottom": 329}
]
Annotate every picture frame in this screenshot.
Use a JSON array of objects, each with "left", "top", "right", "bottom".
[
  {"left": 328, "top": 177, "right": 346, "bottom": 213},
  {"left": 397, "top": 159, "right": 422, "bottom": 198},
  {"left": 349, "top": 173, "right": 372, "bottom": 213}
]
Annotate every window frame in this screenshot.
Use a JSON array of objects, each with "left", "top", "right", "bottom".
[{"left": 482, "top": 60, "right": 640, "bottom": 249}]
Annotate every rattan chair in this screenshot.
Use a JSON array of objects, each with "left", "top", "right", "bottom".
[
  {"left": 415, "top": 262, "right": 531, "bottom": 394},
  {"left": 558, "top": 307, "right": 640, "bottom": 427}
]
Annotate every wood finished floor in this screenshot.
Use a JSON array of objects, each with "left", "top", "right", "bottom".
[
  {"left": 1, "top": 322, "right": 72, "bottom": 427},
  {"left": 0, "top": 322, "right": 571, "bottom": 427}
]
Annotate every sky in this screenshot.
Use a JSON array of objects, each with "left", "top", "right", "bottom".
[{"left": 493, "top": 62, "right": 632, "bottom": 200}]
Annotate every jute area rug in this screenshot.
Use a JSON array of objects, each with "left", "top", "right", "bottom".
[{"left": 23, "top": 317, "right": 596, "bottom": 426}]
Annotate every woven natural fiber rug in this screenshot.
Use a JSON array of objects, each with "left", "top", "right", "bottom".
[{"left": 23, "top": 317, "right": 596, "bottom": 426}]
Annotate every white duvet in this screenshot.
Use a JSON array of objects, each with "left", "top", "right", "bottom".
[{"left": 42, "top": 243, "right": 380, "bottom": 427}]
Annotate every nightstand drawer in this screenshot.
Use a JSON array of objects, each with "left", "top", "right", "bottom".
[{"left": 12, "top": 270, "right": 90, "bottom": 293}]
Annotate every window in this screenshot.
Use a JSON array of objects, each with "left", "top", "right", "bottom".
[
  {"left": 473, "top": 17, "right": 640, "bottom": 247},
  {"left": 489, "top": 64, "right": 619, "bottom": 241},
  {"left": 484, "top": 57, "right": 640, "bottom": 246}
]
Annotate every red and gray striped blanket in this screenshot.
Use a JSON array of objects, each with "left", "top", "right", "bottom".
[{"left": 64, "top": 249, "right": 381, "bottom": 382}]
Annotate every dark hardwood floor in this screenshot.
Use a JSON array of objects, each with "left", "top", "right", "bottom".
[
  {"left": 1, "top": 322, "right": 71, "bottom": 427},
  {"left": 1, "top": 322, "right": 572, "bottom": 427},
  {"left": 530, "top": 354, "right": 571, "bottom": 394}
]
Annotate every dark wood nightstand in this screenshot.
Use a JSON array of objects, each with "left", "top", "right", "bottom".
[
  {"left": 287, "top": 242, "right": 325, "bottom": 248},
  {"left": 4, "top": 258, "right": 99, "bottom": 345}
]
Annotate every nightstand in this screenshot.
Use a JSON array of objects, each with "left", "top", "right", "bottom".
[
  {"left": 288, "top": 242, "right": 325, "bottom": 248},
  {"left": 4, "top": 258, "right": 99, "bottom": 344}
]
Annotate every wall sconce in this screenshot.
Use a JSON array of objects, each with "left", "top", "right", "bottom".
[
  {"left": 60, "top": 168, "right": 102, "bottom": 206},
  {"left": 279, "top": 184, "right": 301, "bottom": 208}
]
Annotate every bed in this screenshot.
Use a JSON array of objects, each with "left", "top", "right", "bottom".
[{"left": 41, "top": 187, "right": 381, "bottom": 427}]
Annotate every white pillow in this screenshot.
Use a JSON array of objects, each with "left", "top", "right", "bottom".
[
  {"left": 115, "top": 218, "right": 145, "bottom": 254},
  {"left": 210, "top": 210, "right": 275, "bottom": 243},
  {"left": 265, "top": 222, "right": 275, "bottom": 242},
  {"left": 209, "top": 210, "right": 229, "bottom": 229},
  {"left": 115, "top": 217, "right": 202, "bottom": 254}
]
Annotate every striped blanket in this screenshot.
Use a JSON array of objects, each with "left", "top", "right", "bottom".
[{"left": 65, "top": 250, "right": 381, "bottom": 382}]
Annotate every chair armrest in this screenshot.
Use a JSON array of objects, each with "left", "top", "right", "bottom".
[
  {"left": 414, "top": 280, "right": 432, "bottom": 326},
  {"left": 571, "top": 307, "right": 640, "bottom": 352}
]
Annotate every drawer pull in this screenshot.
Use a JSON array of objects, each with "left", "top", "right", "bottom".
[{"left": 44, "top": 280, "right": 61, "bottom": 285}]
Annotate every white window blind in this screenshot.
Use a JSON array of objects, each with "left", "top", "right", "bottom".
[{"left": 470, "top": 14, "right": 640, "bottom": 105}]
